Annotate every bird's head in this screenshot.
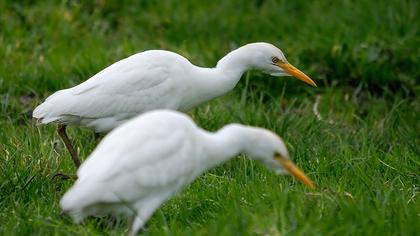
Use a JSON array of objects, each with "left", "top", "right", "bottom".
[
  {"left": 238, "top": 126, "right": 315, "bottom": 189},
  {"left": 242, "top": 42, "right": 317, "bottom": 87}
]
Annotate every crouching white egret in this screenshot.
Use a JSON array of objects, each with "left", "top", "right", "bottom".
[
  {"left": 60, "top": 110, "right": 315, "bottom": 235},
  {"left": 33, "top": 42, "right": 316, "bottom": 168}
]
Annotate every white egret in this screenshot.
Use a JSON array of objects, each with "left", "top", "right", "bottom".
[
  {"left": 60, "top": 110, "right": 315, "bottom": 236},
  {"left": 33, "top": 42, "right": 317, "bottom": 167}
]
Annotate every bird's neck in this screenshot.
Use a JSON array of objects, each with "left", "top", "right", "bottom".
[
  {"left": 190, "top": 47, "right": 252, "bottom": 103},
  {"left": 216, "top": 46, "right": 252, "bottom": 78},
  {"left": 199, "top": 124, "right": 251, "bottom": 168}
]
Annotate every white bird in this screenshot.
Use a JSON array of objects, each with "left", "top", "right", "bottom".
[
  {"left": 60, "top": 110, "right": 315, "bottom": 236},
  {"left": 33, "top": 42, "right": 317, "bottom": 167}
]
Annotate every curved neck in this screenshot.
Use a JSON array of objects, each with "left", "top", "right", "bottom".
[
  {"left": 187, "top": 46, "right": 253, "bottom": 106},
  {"left": 216, "top": 46, "right": 252, "bottom": 78},
  {"left": 199, "top": 124, "right": 251, "bottom": 169}
]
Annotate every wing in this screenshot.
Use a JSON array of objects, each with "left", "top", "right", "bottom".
[
  {"left": 59, "top": 111, "right": 200, "bottom": 218},
  {"left": 34, "top": 51, "right": 192, "bottom": 125},
  {"left": 61, "top": 112, "right": 199, "bottom": 213},
  {"left": 66, "top": 55, "right": 173, "bottom": 117},
  {"left": 72, "top": 112, "right": 198, "bottom": 204}
]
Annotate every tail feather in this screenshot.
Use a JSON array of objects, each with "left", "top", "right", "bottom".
[
  {"left": 60, "top": 180, "right": 117, "bottom": 222},
  {"left": 60, "top": 181, "right": 97, "bottom": 222},
  {"left": 33, "top": 90, "right": 72, "bottom": 124},
  {"left": 32, "top": 102, "right": 51, "bottom": 123}
]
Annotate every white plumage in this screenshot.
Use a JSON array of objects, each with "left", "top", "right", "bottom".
[
  {"left": 34, "top": 42, "right": 316, "bottom": 132},
  {"left": 33, "top": 42, "right": 316, "bottom": 167},
  {"left": 60, "top": 110, "right": 315, "bottom": 235},
  {"left": 33, "top": 50, "right": 195, "bottom": 132}
]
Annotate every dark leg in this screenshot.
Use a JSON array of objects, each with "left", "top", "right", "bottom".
[
  {"left": 94, "top": 132, "right": 103, "bottom": 143},
  {"left": 53, "top": 173, "right": 78, "bottom": 180},
  {"left": 57, "top": 124, "right": 81, "bottom": 168},
  {"left": 94, "top": 132, "right": 100, "bottom": 140}
]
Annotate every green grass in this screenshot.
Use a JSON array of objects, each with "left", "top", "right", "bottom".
[{"left": 0, "top": 0, "right": 419, "bottom": 235}]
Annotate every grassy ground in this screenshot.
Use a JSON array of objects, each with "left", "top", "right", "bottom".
[{"left": 0, "top": 0, "right": 419, "bottom": 235}]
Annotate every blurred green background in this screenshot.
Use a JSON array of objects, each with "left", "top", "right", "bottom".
[
  {"left": 1, "top": 0, "right": 418, "bottom": 97},
  {"left": 0, "top": 1, "right": 419, "bottom": 235}
]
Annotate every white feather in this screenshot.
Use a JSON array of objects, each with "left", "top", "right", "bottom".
[
  {"left": 34, "top": 43, "right": 315, "bottom": 132},
  {"left": 59, "top": 110, "right": 313, "bottom": 234}
]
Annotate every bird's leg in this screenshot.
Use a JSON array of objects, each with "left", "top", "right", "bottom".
[
  {"left": 94, "top": 131, "right": 103, "bottom": 143},
  {"left": 127, "top": 198, "right": 163, "bottom": 236},
  {"left": 127, "top": 216, "right": 145, "bottom": 236},
  {"left": 53, "top": 124, "right": 80, "bottom": 180},
  {"left": 57, "top": 124, "right": 81, "bottom": 168}
]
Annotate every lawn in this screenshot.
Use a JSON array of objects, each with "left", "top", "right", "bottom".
[{"left": 0, "top": 0, "right": 419, "bottom": 235}]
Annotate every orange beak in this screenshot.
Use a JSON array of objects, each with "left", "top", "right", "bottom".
[
  {"left": 276, "top": 62, "right": 317, "bottom": 87},
  {"left": 275, "top": 154, "right": 316, "bottom": 189}
]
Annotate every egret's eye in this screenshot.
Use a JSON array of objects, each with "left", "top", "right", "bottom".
[
  {"left": 274, "top": 152, "right": 282, "bottom": 160},
  {"left": 271, "top": 57, "right": 279, "bottom": 63}
]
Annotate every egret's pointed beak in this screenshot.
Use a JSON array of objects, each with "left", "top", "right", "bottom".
[
  {"left": 276, "top": 62, "right": 317, "bottom": 87},
  {"left": 275, "top": 154, "right": 316, "bottom": 189}
]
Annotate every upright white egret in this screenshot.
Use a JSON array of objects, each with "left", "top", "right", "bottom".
[
  {"left": 60, "top": 110, "right": 315, "bottom": 236},
  {"left": 33, "top": 42, "right": 317, "bottom": 167}
]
